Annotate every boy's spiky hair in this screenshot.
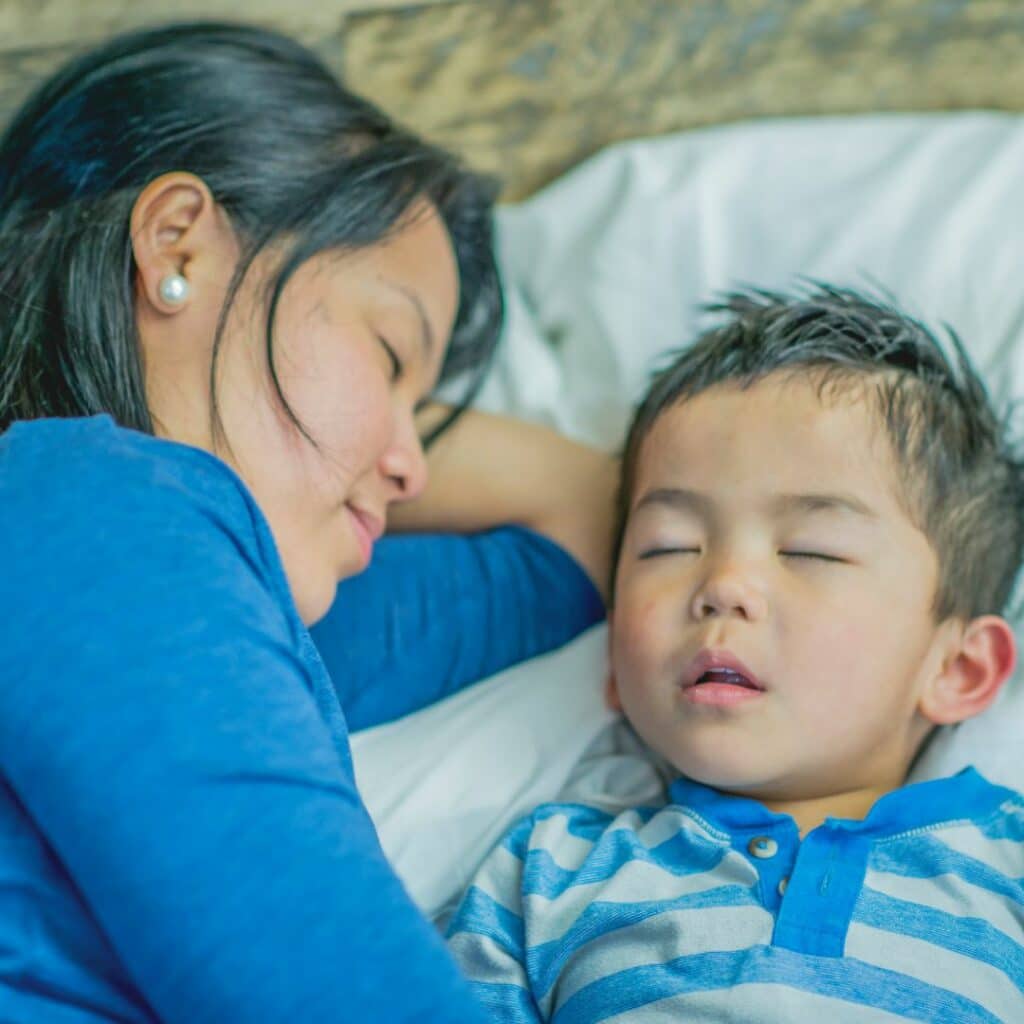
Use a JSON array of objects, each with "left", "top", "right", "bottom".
[{"left": 613, "top": 284, "right": 1024, "bottom": 621}]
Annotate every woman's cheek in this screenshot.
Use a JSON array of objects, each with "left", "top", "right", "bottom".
[{"left": 310, "top": 366, "right": 395, "bottom": 479}]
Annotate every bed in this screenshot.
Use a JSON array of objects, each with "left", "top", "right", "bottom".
[
  {"left": 4, "top": 0, "right": 1022, "bottom": 930},
  {"left": 351, "top": 110, "right": 1024, "bottom": 922}
]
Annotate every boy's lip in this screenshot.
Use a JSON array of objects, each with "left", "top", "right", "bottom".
[{"left": 681, "top": 650, "right": 765, "bottom": 692}]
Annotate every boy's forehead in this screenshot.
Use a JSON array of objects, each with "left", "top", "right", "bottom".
[{"left": 633, "top": 377, "right": 899, "bottom": 508}]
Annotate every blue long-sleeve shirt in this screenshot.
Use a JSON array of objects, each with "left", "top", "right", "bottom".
[{"left": 0, "top": 415, "right": 604, "bottom": 1023}]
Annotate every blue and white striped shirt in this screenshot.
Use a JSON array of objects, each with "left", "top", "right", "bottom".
[{"left": 447, "top": 767, "right": 1024, "bottom": 1022}]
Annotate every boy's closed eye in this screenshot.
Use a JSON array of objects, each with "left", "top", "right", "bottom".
[
  {"left": 638, "top": 545, "right": 700, "bottom": 559},
  {"left": 781, "top": 550, "right": 847, "bottom": 563},
  {"left": 636, "top": 546, "right": 849, "bottom": 563}
]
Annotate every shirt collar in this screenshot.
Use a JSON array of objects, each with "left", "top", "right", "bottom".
[{"left": 668, "top": 766, "right": 1012, "bottom": 839}]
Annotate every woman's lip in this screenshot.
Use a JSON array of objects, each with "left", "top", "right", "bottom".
[{"left": 346, "top": 506, "right": 383, "bottom": 567}]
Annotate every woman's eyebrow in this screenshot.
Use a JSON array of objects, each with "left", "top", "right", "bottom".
[{"left": 380, "top": 278, "right": 434, "bottom": 357}]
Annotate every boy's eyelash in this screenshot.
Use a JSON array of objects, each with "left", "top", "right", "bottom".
[
  {"left": 638, "top": 547, "right": 699, "bottom": 560},
  {"left": 377, "top": 336, "right": 403, "bottom": 381},
  {"left": 637, "top": 548, "right": 844, "bottom": 563},
  {"left": 781, "top": 551, "right": 843, "bottom": 562}
]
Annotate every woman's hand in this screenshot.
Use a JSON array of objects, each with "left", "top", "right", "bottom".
[{"left": 387, "top": 406, "right": 618, "bottom": 601}]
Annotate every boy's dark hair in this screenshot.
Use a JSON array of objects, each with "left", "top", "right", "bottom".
[{"left": 613, "top": 284, "right": 1024, "bottom": 621}]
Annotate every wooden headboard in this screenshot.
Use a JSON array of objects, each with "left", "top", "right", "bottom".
[{"left": 2, "top": 0, "right": 1022, "bottom": 199}]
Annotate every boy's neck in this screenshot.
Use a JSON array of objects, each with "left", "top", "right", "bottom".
[{"left": 758, "top": 782, "right": 899, "bottom": 836}]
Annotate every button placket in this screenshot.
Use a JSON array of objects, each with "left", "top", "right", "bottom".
[
  {"left": 770, "top": 826, "right": 871, "bottom": 956},
  {"left": 737, "top": 830, "right": 792, "bottom": 913}
]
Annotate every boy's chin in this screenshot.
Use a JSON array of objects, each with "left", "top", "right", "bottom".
[
  {"left": 666, "top": 753, "right": 799, "bottom": 801},
  {"left": 662, "top": 740, "right": 769, "bottom": 786}
]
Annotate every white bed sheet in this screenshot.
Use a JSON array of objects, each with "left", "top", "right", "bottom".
[{"left": 352, "top": 112, "right": 1024, "bottom": 921}]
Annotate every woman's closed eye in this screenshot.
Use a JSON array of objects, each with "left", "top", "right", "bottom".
[{"left": 376, "top": 335, "right": 404, "bottom": 382}]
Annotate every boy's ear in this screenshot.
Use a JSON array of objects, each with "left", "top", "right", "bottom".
[
  {"left": 604, "top": 672, "right": 623, "bottom": 712},
  {"left": 919, "top": 615, "right": 1017, "bottom": 726},
  {"left": 604, "top": 613, "right": 622, "bottom": 712}
]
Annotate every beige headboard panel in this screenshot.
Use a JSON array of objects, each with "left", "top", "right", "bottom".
[{"left": 2, "top": 0, "right": 1022, "bottom": 199}]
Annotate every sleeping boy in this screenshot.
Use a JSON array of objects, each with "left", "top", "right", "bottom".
[{"left": 446, "top": 286, "right": 1024, "bottom": 1022}]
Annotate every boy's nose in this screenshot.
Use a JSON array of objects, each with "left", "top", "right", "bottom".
[{"left": 690, "top": 567, "right": 768, "bottom": 622}]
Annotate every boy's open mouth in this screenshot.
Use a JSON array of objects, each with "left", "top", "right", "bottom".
[
  {"left": 681, "top": 652, "right": 766, "bottom": 695},
  {"left": 692, "top": 668, "right": 761, "bottom": 690}
]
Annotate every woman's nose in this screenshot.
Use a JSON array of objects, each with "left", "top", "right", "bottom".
[
  {"left": 379, "top": 412, "right": 429, "bottom": 501},
  {"left": 689, "top": 561, "right": 768, "bottom": 622}
]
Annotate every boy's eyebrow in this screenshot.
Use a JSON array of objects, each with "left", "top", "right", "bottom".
[
  {"left": 772, "top": 492, "right": 879, "bottom": 519},
  {"left": 633, "top": 488, "right": 711, "bottom": 516},
  {"left": 634, "top": 487, "right": 878, "bottom": 519}
]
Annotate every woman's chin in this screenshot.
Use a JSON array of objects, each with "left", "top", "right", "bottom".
[{"left": 294, "top": 568, "right": 344, "bottom": 626}]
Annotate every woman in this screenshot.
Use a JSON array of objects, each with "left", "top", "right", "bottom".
[{"left": 0, "top": 22, "right": 614, "bottom": 1023}]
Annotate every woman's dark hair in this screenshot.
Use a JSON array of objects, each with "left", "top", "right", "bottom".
[
  {"left": 614, "top": 284, "right": 1024, "bottom": 621},
  {"left": 0, "top": 21, "right": 503, "bottom": 445}
]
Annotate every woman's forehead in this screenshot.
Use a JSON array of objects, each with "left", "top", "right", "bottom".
[{"left": 291, "top": 205, "right": 458, "bottom": 350}]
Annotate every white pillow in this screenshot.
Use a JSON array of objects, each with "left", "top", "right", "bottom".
[
  {"left": 480, "top": 112, "right": 1024, "bottom": 447},
  {"left": 353, "top": 112, "right": 1024, "bottom": 919},
  {"left": 351, "top": 625, "right": 617, "bottom": 921}
]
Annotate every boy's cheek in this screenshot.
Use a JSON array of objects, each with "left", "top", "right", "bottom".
[
  {"left": 790, "top": 622, "right": 884, "bottom": 718},
  {"left": 612, "top": 599, "right": 671, "bottom": 671}
]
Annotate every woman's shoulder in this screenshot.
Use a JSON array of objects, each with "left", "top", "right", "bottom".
[
  {"left": 2, "top": 415, "right": 257, "bottom": 527},
  {"left": 3, "top": 413, "right": 243, "bottom": 497},
  {"left": 0, "top": 415, "right": 283, "bottom": 596}
]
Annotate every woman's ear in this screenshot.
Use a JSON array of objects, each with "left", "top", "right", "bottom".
[
  {"left": 130, "top": 172, "right": 232, "bottom": 317},
  {"left": 919, "top": 615, "right": 1017, "bottom": 726}
]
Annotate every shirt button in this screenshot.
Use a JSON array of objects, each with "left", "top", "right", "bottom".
[
  {"left": 778, "top": 877, "right": 789, "bottom": 895},
  {"left": 748, "top": 835, "right": 778, "bottom": 859}
]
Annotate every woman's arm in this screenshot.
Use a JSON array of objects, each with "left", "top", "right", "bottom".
[
  {"left": 389, "top": 407, "right": 619, "bottom": 600},
  {"left": 0, "top": 421, "right": 490, "bottom": 1024},
  {"left": 316, "top": 526, "right": 605, "bottom": 731}
]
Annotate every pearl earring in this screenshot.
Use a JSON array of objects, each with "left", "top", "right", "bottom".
[{"left": 158, "top": 273, "right": 190, "bottom": 305}]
